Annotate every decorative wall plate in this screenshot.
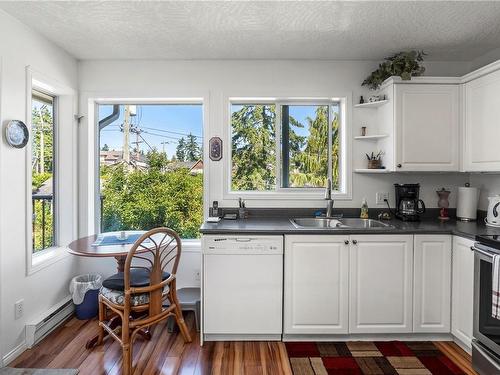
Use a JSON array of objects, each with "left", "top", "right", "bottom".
[
  {"left": 209, "top": 136, "right": 222, "bottom": 161},
  {"left": 5, "top": 120, "right": 29, "bottom": 148}
]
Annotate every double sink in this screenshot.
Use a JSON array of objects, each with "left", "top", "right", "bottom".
[{"left": 290, "top": 217, "right": 394, "bottom": 229}]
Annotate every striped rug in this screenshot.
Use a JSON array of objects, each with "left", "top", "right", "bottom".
[{"left": 285, "top": 341, "right": 465, "bottom": 374}]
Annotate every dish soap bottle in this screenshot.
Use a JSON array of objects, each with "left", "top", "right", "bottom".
[{"left": 360, "top": 197, "right": 369, "bottom": 219}]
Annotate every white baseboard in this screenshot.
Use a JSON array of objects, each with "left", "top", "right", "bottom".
[
  {"left": 453, "top": 336, "right": 472, "bottom": 354},
  {"left": 283, "top": 333, "right": 454, "bottom": 342},
  {"left": 1, "top": 295, "right": 74, "bottom": 367},
  {"left": 2, "top": 341, "right": 28, "bottom": 366}
]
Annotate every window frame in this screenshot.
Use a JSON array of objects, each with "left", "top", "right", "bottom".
[
  {"left": 31, "top": 89, "right": 58, "bottom": 253},
  {"left": 225, "top": 97, "right": 351, "bottom": 200},
  {"left": 93, "top": 99, "right": 206, "bottom": 239},
  {"left": 25, "top": 67, "right": 77, "bottom": 275}
]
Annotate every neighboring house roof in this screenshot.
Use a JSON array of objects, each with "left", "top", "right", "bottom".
[
  {"left": 168, "top": 160, "right": 203, "bottom": 172},
  {"left": 33, "top": 177, "right": 53, "bottom": 197},
  {"left": 100, "top": 150, "right": 147, "bottom": 165}
]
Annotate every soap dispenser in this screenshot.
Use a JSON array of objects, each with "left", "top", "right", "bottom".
[{"left": 360, "top": 197, "right": 369, "bottom": 219}]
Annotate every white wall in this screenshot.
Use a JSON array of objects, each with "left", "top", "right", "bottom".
[
  {"left": 469, "top": 174, "right": 500, "bottom": 211},
  {"left": 0, "top": 9, "right": 79, "bottom": 363},
  {"left": 76, "top": 58, "right": 473, "bottom": 309},
  {"left": 78, "top": 59, "right": 471, "bottom": 233}
]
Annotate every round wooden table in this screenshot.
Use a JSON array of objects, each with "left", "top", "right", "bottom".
[
  {"left": 68, "top": 234, "right": 147, "bottom": 272},
  {"left": 68, "top": 234, "right": 152, "bottom": 348}
]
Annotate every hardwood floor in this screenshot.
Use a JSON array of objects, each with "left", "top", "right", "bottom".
[
  {"left": 434, "top": 341, "right": 477, "bottom": 375},
  {"left": 11, "top": 312, "right": 292, "bottom": 375},
  {"left": 10, "top": 312, "right": 475, "bottom": 375}
]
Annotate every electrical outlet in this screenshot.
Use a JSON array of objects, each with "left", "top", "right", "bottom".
[
  {"left": 194, "top": 270, "right": 201, "bottom": 282},
  {"left": 15, "top": 299, "right": 24, "bottom": 320},
  {"left": 376, "top": 192, "right": 389, "bottom": 205}
]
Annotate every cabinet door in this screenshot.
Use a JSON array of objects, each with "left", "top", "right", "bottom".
[
  {"left": 349, "top": 235, "right": 413, "bottom": 333},
  {"left": 464, "top": 69, "right": 500, "bottom": 171},
  {"left": 452, "top": 236, "right": 474, "bottom": 349},
  {"left": 284, "top": 235, "right": 349, "bottom": 334},
  {"left": 395, "top": 84, "right": 459, "bottom": 171},
  {"left": 413, "top": 235, "right": 452, "bottom": 333}
]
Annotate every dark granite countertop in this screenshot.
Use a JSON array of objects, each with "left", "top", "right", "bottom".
[{"left": 200, "top": 216, "right": 500, "bottom": 240}]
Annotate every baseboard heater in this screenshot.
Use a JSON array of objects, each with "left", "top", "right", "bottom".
[{"left": 25, "top": 296, "right": 75, "bottom": 348}]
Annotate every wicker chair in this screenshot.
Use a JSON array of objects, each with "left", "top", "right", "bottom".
[{"left": 96, "top": 228, "right": 192, "bottom": 375}]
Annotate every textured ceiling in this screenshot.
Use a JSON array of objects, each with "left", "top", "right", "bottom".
[{"left": 2, "top": 1, "right": 500, "bottom": 61}]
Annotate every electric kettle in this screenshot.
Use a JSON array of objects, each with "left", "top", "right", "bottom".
[{"left": 486, "top": 195, "right": 500, "bottom": 227}]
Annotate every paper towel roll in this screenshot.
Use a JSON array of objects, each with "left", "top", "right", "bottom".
[{"left": 457, "top": 186, "right": 479, "bottom": 221}]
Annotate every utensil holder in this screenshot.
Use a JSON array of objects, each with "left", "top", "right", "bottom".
[{"left": 367, "top": 159, "right": 381, "bottom": 169}]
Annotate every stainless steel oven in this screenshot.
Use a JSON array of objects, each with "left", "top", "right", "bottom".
[{"left": 473, "top": 240, "right": 500, "bottom": 374}]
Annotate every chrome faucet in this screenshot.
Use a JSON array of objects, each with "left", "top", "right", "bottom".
[{"left": 324, "top": 178, "right": 334, "bottom": 218}]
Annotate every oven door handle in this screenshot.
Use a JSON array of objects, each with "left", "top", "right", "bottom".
[{"left": 472, "top": 246, "right": 495, "bottom": 261}]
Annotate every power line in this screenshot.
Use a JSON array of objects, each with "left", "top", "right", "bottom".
[
  {"left": 141, "top": 126, "right": 203, "bottom": 139},
  {"left": 141, "top": 130, "right": 203, "bottom": 144},
  {"left": 100, "top": 129, "right": 202, "bottom": 145},
  {"left": 138, "top": 134, "right": 154, "bottom": 151}
]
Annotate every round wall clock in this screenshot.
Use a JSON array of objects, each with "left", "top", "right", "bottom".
[{"left": 5, "top": 120, "right": 29, "bottom": 148}]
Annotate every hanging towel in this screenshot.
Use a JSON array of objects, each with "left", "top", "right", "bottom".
[{"left": 493, "top": 254, "right": 500, "bottom": 320}]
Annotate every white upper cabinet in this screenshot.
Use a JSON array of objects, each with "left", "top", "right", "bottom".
[
  {"left": 464, "top": 68, "right": 500, "bottom": 171},
  {"left": 284, "top": 235, "right": 349, "bottom": 334},
  {"left": 394, "top": 84, "right": 459, "bottom": 171},
  {"left": 413, "top": 235, "right": 452, "bottom": 333},
  {"left": 349, "top": 235, "right": 413, "bottom": 333}
]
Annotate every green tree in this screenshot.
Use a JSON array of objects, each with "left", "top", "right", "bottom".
[
  {"left": 101, "top": 144, "right": 110, "bottom": 151},
  {"left": 32, "top": 103, "right": 55, "bottom": 251},
  {"left": 185, "top": 133, "right": 201, "bottom": 161},
  {"left": 289, "top": 106, "right": 329, "bottom": 187},
  {"left": 32, "top": 105, "right": 54, "bottom": 174},
  {"left": 176, "top": 137, "right": 186, "bottom": 161},
  {"left": 100, "top": 150, "right": 203, "bottom": 239},
  {"left": 231, "top": 105, "right": 276, "bottom": 191}
]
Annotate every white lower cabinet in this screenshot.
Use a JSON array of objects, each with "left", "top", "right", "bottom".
[
  {"left": 413, "top": 235, "right": 452, "bottom": 333},
  {"left": 451, "top": 236, "right": 475, "bottom": 349},
  {"left": 283, "top": 233, "right": 471, "bottom": 338},
  {"left": 349, "top": 235, "right": 413, "bottom": 333},
  {"left": 284, "top": 235, "right": 349, "bottom": 334}
]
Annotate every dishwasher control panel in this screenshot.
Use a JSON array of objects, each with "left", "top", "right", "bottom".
[{"left": 203, "top": 235, "right": 283, "bottom": 255}]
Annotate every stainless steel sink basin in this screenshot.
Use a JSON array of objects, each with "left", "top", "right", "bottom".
[
  {"left": 291, "top": 218, "right": 348, "bottom": 229},
  {"left": 290, "top": 217, "right": 393, "bottom": 229}
]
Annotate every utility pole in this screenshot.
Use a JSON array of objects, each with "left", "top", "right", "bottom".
[
  {"left": 130, "top": 126, "right": 143, "bottom": 167},
  {"left": 160, "top": 141, "right": 169, "bottom": 155},
  {"left": 123, "top": 105, "right": 130, "bottom": 165}
]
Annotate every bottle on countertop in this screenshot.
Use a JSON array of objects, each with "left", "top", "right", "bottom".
[{"left": 360, "top": 197, "right": 369, "bottom": 219}]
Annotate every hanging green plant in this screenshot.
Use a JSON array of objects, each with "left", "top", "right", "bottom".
[{"left": 362, "top": 50, "right": 427, "bottom": 90}]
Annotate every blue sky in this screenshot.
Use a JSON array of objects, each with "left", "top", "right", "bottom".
[
  {"left": 99, "top": 104, "right": 203, "bottom": 158},
  {"left": 99, "top": 103, "right": 338, "bottom": 158}
]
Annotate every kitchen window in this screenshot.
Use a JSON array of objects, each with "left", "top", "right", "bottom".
[
  {"left": 31, "top": 90, "right": 56, "bottom": 253},
  {"left": 97, "top": 103, "right": 204, "bottom": 239},
  {"left": 229, "top": 99, "right": 347, "bottom": 197}
]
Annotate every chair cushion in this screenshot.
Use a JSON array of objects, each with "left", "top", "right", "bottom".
[
  {"left": 99, "top": 286, "right": 149, "bottom": 306},
  {"left": 102, "top": 268, "right": 170, "bottom": 291}
]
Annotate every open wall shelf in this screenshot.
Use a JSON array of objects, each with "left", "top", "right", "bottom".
[
  {"left": 354, "top": 134, "right": 389, "bottom": 141},
  {"left": 354, "top": 168, "right": 392, "bottom": 174},
  {"left": 354, "top": 100, "right": 389, "bottom": 108}
]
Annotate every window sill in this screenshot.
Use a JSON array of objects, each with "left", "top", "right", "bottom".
[
  {"left": 28, "top": 246, "right": 71, "bottom": 275},
  {"left": 223, "top": 190, "right": 352, "bottom": 201}
]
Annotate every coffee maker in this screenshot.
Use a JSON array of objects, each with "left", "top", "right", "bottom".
[{"left": 394, "top": 183, "right": 426, "bottom": 221}]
